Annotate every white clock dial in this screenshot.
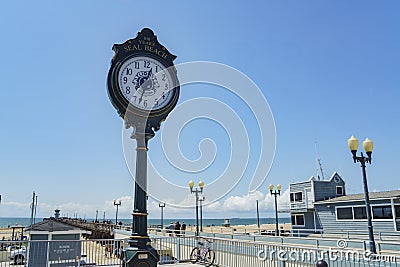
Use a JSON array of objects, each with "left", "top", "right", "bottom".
[{"left": 118, "top": 56, "right": 175, "bottom": 111}]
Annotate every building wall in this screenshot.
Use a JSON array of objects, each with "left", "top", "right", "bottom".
[
  {"left": 30, "top": 234, "right": 48, "bottom": 240},
  {"left": 314, "top": 211, "right": 322, "bottom": 229},
  {"left": 289, "top": 181, "right": 313, "bottom": 210},
  {"left": 289, "top": 174, "right": 345, "bottom": 213},
  {"left": 52, "top": 234, "right": 80, "bottom": 240},
  {"left": 49, "top": 233, "right": 81, "bottom": 263},
  {"left": 29, "top": 233, "right": 82, "bottom": 267},
  {"left": 29, "top": 234, "right": 48, "bottom": 267},
  {"left": 315, "top": 199, "right": 396, "bottom": 233},
  {"left": 313, "top": 179, "right": 345, "bottom": 202},
  {"left": 290, "top": 181, "right": 311, "bottom": 193},
  {"left": 291, "top": 212, "right": 317, "bottom": 229}
]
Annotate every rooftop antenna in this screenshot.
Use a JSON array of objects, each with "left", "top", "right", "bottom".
[
  {"left": 317, "top": 159, "right": 325, "bottom": 181},
  {"left": 314, "top": 139, "right": 325, "bottom": 181}
]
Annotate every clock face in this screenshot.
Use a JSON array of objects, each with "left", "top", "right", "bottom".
[{"left": 118, "top": 56, "right": 175, "bottom": 111}]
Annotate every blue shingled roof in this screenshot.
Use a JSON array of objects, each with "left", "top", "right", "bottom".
[{"left": 315, "top": 189, "right": 400, "bottom": 204}]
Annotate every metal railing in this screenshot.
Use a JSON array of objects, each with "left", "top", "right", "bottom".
[
  {"left": 151, "top": 235, "right": 400, "bottom": 266},
  {"left": 1, "top": 235, "right": 400, "bottom": 266},
  {"left": 280, "top": 202, "right": 314, "bottom": 212},
  {"left": 1, "top": 239, "right": 122, "bottom": 266},
  {"left": 148, "top": 227, "right": 400, "bottom": 256}
]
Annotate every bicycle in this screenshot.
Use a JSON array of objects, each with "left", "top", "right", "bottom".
[{"left": 190, "top": 239, "right": 215, "bottom": 266}]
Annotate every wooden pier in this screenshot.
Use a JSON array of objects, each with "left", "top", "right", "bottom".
[{"left": 57, "top": 218, "right": 116, "bottom": 239}]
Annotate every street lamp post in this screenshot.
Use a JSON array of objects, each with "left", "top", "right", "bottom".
[
  {"left": 189, "top": 180, "right": 204, "bottom": 237},
  {"left": 159, "top": 203, "right": 165, "bottom": 230},
  {"left": 269, "top": 184, "right": 282, "bottom": 236},
  {"left": 199, "top": 196, "right": 205, "bottom": 232},
  {"left": 114, "top": 199, "right": 122, "bottom": 225},
  {"left": 348, "top": 135, "right": 376, "bottom": 254},
  {"left": 256, "top": 200, "right": 260, "bottom": 234},
  {"left": 95, "top": 209, "right": 98, "bottom": 223}
]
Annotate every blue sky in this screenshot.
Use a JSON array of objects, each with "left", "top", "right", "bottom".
[{"left": 0, "top": 1, "right": 399, "bottom": 220}]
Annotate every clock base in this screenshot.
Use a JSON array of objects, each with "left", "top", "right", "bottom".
[{"left": 123, "top": 243, "right": 158, "bottom": 267}]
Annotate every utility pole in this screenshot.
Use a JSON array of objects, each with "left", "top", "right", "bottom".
[
  {"left": 30, "top": 192, "right": 36, "bottom": 227},
  {"left": 34, "top": 195, "right": 38, "bottom": 224},
  {"left": 256, "top": 200, "right": 260, "bottom": 234}
]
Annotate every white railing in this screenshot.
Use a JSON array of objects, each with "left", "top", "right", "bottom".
[
  {"left": 281, "top": 202, "right": 314, "bottom": 210},
  {"left": 1, "top": 239, "right": 122, "bottom": 266},
  {"left": 151, "top": 235, "right": 400, "bottom": 266},
  {"left": 1, "top": 235, "right": 400, "bottom": 266}
]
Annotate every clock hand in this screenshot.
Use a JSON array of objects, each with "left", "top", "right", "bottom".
[
  {"left": 146, "top": 68, "right": 152, "bottom": 79},
  {"left": 138, "top": 88, "right": 145, "bottom": 104},
  {"left": 138, "top": 68, "right": 153, "bottom": 104}
]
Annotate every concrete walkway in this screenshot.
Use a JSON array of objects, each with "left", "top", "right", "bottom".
[
  {"left": 100, "top": 264, "right": 203, "bottom": 267},
  {"left": 159, "top": 264, "right": 203, "bottom": 266}
]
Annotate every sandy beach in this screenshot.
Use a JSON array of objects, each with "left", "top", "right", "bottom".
[
  {"left": 2, "top": 222, "right": 292, "bottom": 239},
  {"left": 175, "top": 223, "right": 291, "bottom": 235},
  {"left": 0, "top": 228, "right": 21, "bottom": 241}
]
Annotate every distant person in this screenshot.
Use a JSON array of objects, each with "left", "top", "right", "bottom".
[
  {"left": 175, "top": 221, "right": 181, "bottom": 236},
  {"left": 105, "top": 244, "right": 112, "bottom": 257},
  {"left": 181, "top": 221, "right": 186, "bottom": 236},
  {"left": 167, "top": 222, "right": 174, "bottom": 236}
]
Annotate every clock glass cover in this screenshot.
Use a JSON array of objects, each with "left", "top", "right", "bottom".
[{"left": 118, "top": 56, "right": 175, "bottom": 111}]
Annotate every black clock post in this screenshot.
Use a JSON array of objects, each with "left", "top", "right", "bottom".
[
  {"left": 107, "top": 28, "right": 180, "bottom": 267},
  {"left": 126, "top": 118, "right": 157, "bottom": 265}
]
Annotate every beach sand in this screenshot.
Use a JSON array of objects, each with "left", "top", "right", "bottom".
[
  {"left": 2, "top": 223, "right": 292, "bottom": 238},
  {"left": 0, "top": 228, "right": 18, "bottom": 241},
  {"left": 182, "top": 223, "right": 291, "bottom": 235}
]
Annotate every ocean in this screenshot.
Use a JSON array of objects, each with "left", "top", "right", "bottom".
[{"left": 0, "top": 217, "right": 290, "bottom": 228}]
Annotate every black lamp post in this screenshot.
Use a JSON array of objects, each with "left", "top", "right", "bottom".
[
  {"left": 114, "top": 199, "right": 122, "bottom": 225},
  {"left": 159, "top": 203, "right": 165, "bottom": 230},
  {"left": 95, "top": 209, "right": 98, "bottom": 223},
  {"left": 199, "top": 196, "right": 205, "bottom": 232},
  {"left": 189, "top": 180, "right": 204, "bottom": 237},
  {"left": 269, "top": 184, "right": 282, "bottom": 236},
  {"left": 348, "top": 135, "right": 376, "bottom": 254}
]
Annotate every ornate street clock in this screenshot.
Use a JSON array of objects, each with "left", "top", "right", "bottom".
[
  {"left": 108, "top": 28, "right": 180, "bottom": 135},
  {"left": 107, "top": 28, "right": 180, "bottom": 267}
]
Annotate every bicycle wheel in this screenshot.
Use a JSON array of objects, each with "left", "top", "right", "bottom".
[
  {"left": 204, "top": 249, "right": 215, "bottom": 266},
  {"left": 190, "top": 247, "right": 200, "bottom": 262}
]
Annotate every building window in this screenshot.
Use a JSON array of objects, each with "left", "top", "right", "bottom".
[
  {"left": 337, "top": 207, "right": 353, "bottom": 220},
  {"left": 290, "top": 192, "right": 303, "bottom": 203},
  {"left": 291, "top": 214, "right": 305, "bottom": 226},
  {"left": 336, "top": 205, "right": 396, "bottom": 220},
  {"left": 395, "top": 205, "right": 400, "bottom": 218},
  {"left": 353, "top": 206, "right": 367, "bottom": 219},
  {"left": 336, "top": 186, "right": 344, "bottom": 196},
  {"left": 296, "top": 215, "right": 305, "bottom": 225},
  {"left": 372, "top": 205, "right": 393, "bottom": 219}
]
